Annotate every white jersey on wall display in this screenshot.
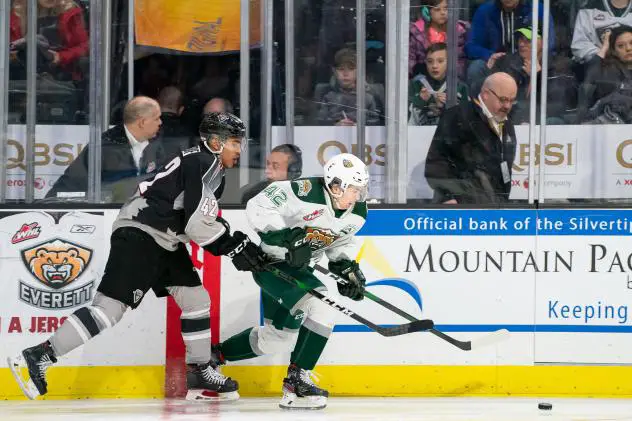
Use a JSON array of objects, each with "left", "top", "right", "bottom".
[{"left": 0, "top": 210, "right": 167, "bottom": 369}]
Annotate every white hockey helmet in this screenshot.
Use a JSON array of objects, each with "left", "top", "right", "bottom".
[{"left": 324, "top": 153, "right": 369, "bottom": 201}]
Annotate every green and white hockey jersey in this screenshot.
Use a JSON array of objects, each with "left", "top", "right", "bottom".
[{"left": 246, "top": 177, "right": 367, "bottom": 263}]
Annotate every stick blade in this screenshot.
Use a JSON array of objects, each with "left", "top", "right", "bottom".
[
  {"left": 470, "top": 329, "right": 510, "bottom": 349},
  {"left": 408, "top": 319, "right": 434, "bottom": 333}
]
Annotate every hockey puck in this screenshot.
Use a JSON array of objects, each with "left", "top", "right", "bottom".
[{"left": 538, "top": 403, "right": 553, "bottom": 410}]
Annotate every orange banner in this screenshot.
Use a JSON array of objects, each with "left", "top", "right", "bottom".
[{"left": 135, "top": 0, "right": 261, "bottom": 54}]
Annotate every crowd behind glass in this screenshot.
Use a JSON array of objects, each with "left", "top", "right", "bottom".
[{"left": 3, "top": 0, "right": 632, "bottom": 205}]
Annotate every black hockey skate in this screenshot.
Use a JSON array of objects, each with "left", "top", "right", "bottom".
[
  {"left": 7, "top": 341, "right": 58, "bottom": 400},
  {"left": 279, "top": 363, "right": 328, "bottom": 410},
  {"left": 185, "top": 361, "right": 239, "bottom": 401}
]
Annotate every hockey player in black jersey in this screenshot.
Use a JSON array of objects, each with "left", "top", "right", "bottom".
[{"left": 8, "top": 112, "right": 265, "bottom": 402}]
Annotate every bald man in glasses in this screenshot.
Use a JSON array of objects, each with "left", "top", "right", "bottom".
[{"left": 425, "top": 72, "right": 518, "bottom": 205}]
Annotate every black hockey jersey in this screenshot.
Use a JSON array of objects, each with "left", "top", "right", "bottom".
[{"left": 113, "top": 142, "right": 227, "bottom": 251}]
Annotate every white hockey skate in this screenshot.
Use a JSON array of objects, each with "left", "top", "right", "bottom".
[
  {"left": 279, "top": 364, "right": 328, "bottom": 410},
  {"left": 185, "top": 361, "right": 240, "bottom": 402}
]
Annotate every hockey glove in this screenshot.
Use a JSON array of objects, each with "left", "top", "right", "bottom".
[
  {"left": 224, "top": 231, "right": 266, "bottom": 272},
  {"left": 282, "top": 227, "right": 312, "bottom": 270},
  {"left": 329, "top": 259, "right": 366, "bottom": 301},
  {"left": 204, "top": 217, "right": 265, "bottom": 272}
]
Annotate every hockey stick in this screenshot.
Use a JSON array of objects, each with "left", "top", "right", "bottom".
[
  {"left": 313, "top": 264, "right": 509, "bottom": 351},
  {"left": 263, "top": 264, "right": 434, "bottom": 337}
]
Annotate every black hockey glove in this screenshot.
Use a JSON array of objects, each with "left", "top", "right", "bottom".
[
  {"left": 329, "top": 259, "right": 366, "bottom": 301},
  {"left": 281, "top": 227, "right": 312, "bottom": 270},
  {"left": 203, "top": 217, "right": 265, "bottom": 272},
  {"left": 224, "top": 231, "right": 266, "bottom": 273}
]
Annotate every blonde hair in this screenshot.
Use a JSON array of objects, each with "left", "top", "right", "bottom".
[{"left": 12, "top": 0, "right": 78, "bottom": 28}]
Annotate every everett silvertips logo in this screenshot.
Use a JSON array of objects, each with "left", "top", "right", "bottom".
[
  {"left": 11, "top": 222, "right": 42, "bottom": 244},
  {"left": 18, "top": 238, "right": 95, "bottom": 309},
  {"left": 296, "top": 179, "right": 312, "bottom": 197}
]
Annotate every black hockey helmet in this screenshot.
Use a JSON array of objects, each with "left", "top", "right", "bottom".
[{"left": 199, "top": 112, "right": 246, "bottom": 142}]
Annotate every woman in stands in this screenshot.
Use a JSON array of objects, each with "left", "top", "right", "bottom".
[{"left": 578, "top": 25, "right": 632, "bottom": 123}]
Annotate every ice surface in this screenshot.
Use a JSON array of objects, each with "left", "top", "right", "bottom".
[{"left": 1, "top": 397, "right": 632, "bottom": 421}]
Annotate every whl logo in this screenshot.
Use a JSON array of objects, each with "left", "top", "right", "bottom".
[{"left": 11, "top": 223, "right": 42, "bottom": 244}]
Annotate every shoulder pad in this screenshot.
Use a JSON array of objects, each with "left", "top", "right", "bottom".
[{"left": 290, "top": 177, "right": 326, "bottom": 204}]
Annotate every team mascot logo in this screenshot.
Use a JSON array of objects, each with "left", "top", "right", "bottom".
[{"left": 21, "top": 239, "right": 92, "bottom": 289}]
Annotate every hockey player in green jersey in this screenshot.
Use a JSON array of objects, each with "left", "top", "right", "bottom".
[{"left": 215, "top": 152, "right": 370, "bottom": 410}]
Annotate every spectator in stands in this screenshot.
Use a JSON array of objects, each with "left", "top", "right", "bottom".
[
  {"left": 409, "top": 43, "right": 469, "bottom": 125},
  {"left": 159, "top": 86, "right": 185, "bottom": 118},
  {"left": 46, "top": 96, "right": 165, "bottom": 201},
  {"left": 313, "top": 48, "right": 383, "bottom": 126},
  {"left": 409, "top": 0, "right": 469, "bottom": 78},
  {"left": 425, "top": 72, "right": 518, "bottom": 204},
  {"left": 157, "top": 86, "right": 193, "bottom": 159},
  {"left": 486, "top": 27, "right": 542, "bottom": 124},
  {"left": 10, "top": 0, "right": 89, "bottom": 81},
  {"left": 578, "top": 25, "right": 632, "bottom": 123},
  {"left": 465, "top": 0, "right": 554, "bottom": 88},
  {"left": 472, "top": 27, "right": 574, "bottom": 124},
  {"left": 203, "top": 97, "right": 234, "bottom": 115},
  {"left": 240, "top": 144, "right": 303, "bottom": 203},
  {"left": 572, "top": 0, "right": 632, "bottom": 64}
]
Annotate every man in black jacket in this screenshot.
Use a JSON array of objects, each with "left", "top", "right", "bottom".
[
  {"left": 45, "top": 96, "right": 165, "bottom": 201},
  {"left": 425, "top": 72, "right": 518, "bottom": 204}
]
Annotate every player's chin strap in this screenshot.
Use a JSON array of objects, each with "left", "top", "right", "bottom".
[
  {"left": 263, "top": 262, "right": 434, "bottom": 338},
  {"left": 312, "top": 264, "right": 510, "bottom": 351}
]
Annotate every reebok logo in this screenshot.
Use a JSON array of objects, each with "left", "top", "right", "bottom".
[{"left": 70, "top": 224, "right": 96, "bottom": 234}]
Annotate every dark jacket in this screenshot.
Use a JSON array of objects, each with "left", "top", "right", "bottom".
[
  {"left": 240, "top": 179, "right": 272, "bottom": 204},
  {"left": 408, "top": 74, "right": 469, "bottom": 126},
  {"left": 465, "top": 0, "right": 554, "bottom": 61},
  {"left": 46, "top": 125, "right": 166, "bottom": 200},
  {"left": 424, "top": 99, "right": 517, "bottom": 204},
  {"left": 159, "top": 112, "right": 196, "bottom": 161},
  {"left": 578, "top": 55, "right": 632, "bottom": 121}
]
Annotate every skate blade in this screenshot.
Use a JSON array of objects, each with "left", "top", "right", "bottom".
[
  {"left": 185, "top": 389, "right": 240, "bottom": 402},
  {"left": 279, "top": 391, "right": 327, "bottom": 410},
  {"left": 7, "top": 356, "right": 40, "bottom": 400}
]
